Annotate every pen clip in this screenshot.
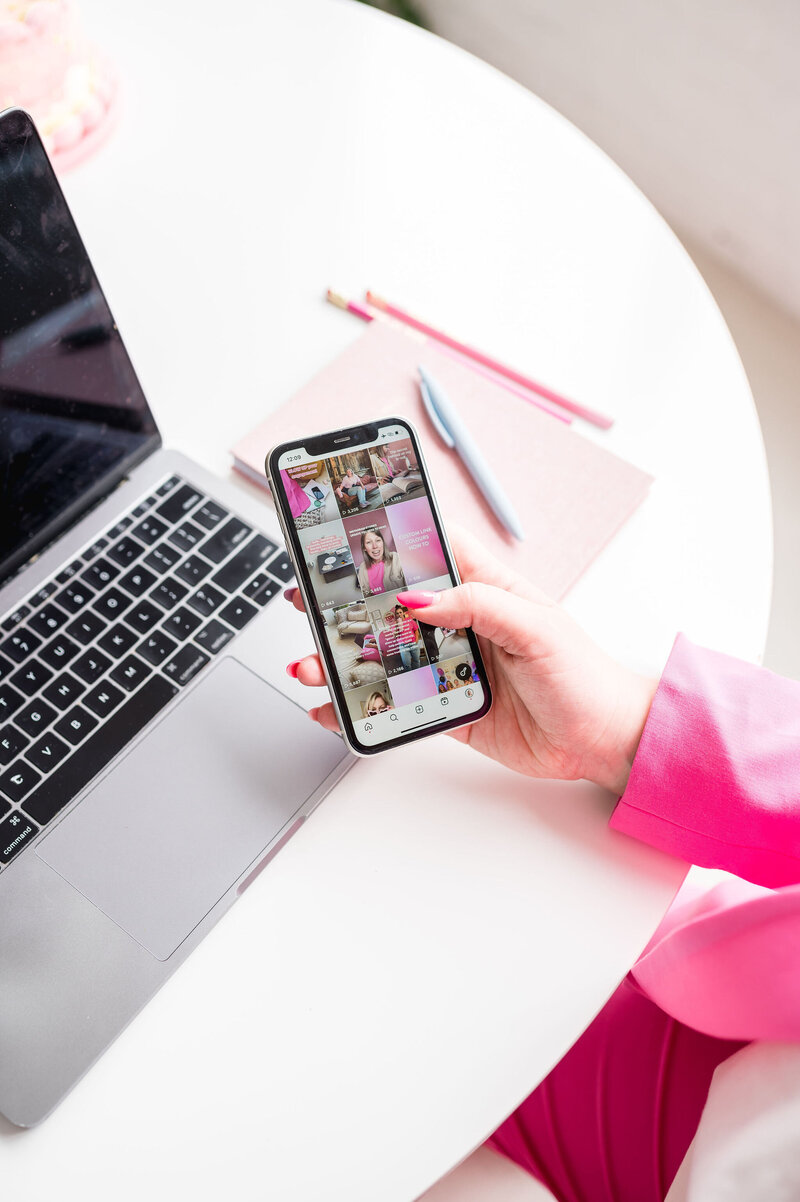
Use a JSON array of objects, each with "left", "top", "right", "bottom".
[{"left": 418, "top": 368, "right": 455, "bottom": 449}]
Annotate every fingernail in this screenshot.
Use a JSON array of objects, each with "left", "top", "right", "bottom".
[
  {"left": 396, "top": 590, "right": 439, "bottom": 608},
  {"left": 284, "top": 587, "right": 297, "bottom": 601},
  {"left": 286, "top": 661, "right": 300, "bottom": 678},
  {"left": 308, "top": 707, "right": 319, "bottom": 721}
]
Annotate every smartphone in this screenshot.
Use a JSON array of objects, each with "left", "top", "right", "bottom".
[{"left": 266, "top": 417, "right": 492, "bottom": 755}]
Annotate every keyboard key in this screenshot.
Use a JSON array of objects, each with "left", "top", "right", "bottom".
[
  {"left": 0, "top": 809, "right": 39, "bottom": 863},
  {"left": 83, "top": 681, "right": 125, "bottom": 719},
  {"left": 26, "top": 733, "right": 70, "bottom": 774},
  {"left": 16, "top": 699, "right": 57, "bottom": 739},
  {"left": 163, "top": 607, "right": 201, "bottom": 642},
  {"left": 107, "top": 535, "right": 145, "bottom": 567},
  {"left": 144, "top": 543, "right": 181, "bottom": 575},
  {"left": 55, "top": 559, "right": 82, "bottom": 584},
  {"left": 194, "top": 619, "right": 235, "bottom": 656},
  {"left": 131, "top": 499, "right": 152, "bottom": 519},
  {"left": 175, "top": 555, "right": 212, "bottom": 587},
  {"left": 151, "top": 578, "right": 189, "bottom": 611},
  {"left": 200, "top": 518, "right": 252, "bottom": 564},
  {"left": 138, "top": 630, "right": 178, "bottom": 666},
  {"left": 82, "top": 558, "right": 120, "bottom": 590},
  {"left": 118, "top": 565, "right": 157, "bottom": 597},
  {"left": 163, "top": 645, "right": 210, "bottom": 686},
  {"left": 82, "top": 537, "right": 109, "bottom": 562},
  {"left": 10, "top": 660, "right": 53, "bottom": 697},
  {"left": 56, "top": 581, "right": 97, "bottom": 614},
  {"left": 31, "top": 582, "right": 57, "bottom": 607},
  {"left": 54, "top": 706, "right": 98, "bottom": 747},
  {"left": 125, "top": 600, "right": 162, "bottom": 634},
  {"left": 186, "top": 584, "right": 225, "bottom": 618},
  {"left": 0, "top": 684, "right": 25, "bottom": 721},
  {"left": 29, "top": 602, "right": 70, "bottom": 639},
  {"left": 42, "top": 673, "right": 86, "bottom": 711},
  {"left": 192, "top": 500, "right": 228, "bottom": 531},
  {"left": 22, "top": 676, "right": 177, "bottom": 829},
  {"left": 155, "top": 483, "right": 204, "bottom": 524},
  {"left": 1, "top": 630, "right": 43, "bottom": 664},
  {"left": 243, "top": 573, "right": 269, "bottom": 599},
  {"left": 40, "top": 634, "right": 81, "bottom": 669},
  {"left": 109, "top": 656, "right": 152, "bottom": 692},
  {"left": 0, "top": 760, "right": 42, "bottom": 804},
  {"left": 66, "top": 611, "right": 106, "bottom": 646},
  {"left": 212, "top": 535, "right": 276, "bottom": 594},
  {"left": 107, "top": 517, "right": 133, "bottom": 539},
  {"left": 168, "top": 521, "right": 205, "bottom": 554},
  {"left": 244, "top": 576, "right": 280, "bottom": 606},
  {"left": 266, "top": 551, "right": 295, "bottom": 584},
  {"left": 218, "top": 597, "right": 259, "bottom": 631},
  {"left": 92, "top": 587, "right": 133, "bottom": 621},
  {"left": 0, "top": 725, "right": 29, "bottom": 766},
  {"left": 97, "top": 624, "right": 139, "bottom": 658},
  {"left": 0, "top": 797, "right": 8, "bottom": 820},
  {"left": 2, "top": 605, "right": 31, "bottom": 633},
  {"left": 156, "top": 475, "right": 181, "bottom": 497},
  {"left": 131, "top": 515, "right": 168, "bottom": 546},
  {"left": 0, "top": 652, "right": 13, "bottom": 683},
  {"left": 72, "top": 649, "right": 113, "bottom": 686}
]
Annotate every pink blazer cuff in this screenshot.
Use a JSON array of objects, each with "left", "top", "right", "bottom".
[{"left": 610, "top": 634, "right": 800, "bottom": 888}]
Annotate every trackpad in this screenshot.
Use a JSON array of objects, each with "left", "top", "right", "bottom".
[{"left": 36, "top": 657, "right": 347, "bottom": 961}]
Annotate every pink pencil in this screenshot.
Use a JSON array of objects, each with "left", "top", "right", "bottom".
[
  {"left": 325, "top": 290, "right": 571, "bottom": 425},
  {"left": 365, "top": 290, "right": 613, "bottom": 430},
  {"left": 326, "top": 290, "right": 374, "bottom": 323}
]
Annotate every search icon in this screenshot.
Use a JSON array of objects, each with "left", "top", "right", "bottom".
[{"left": 390, "top": 713, "right": 398, "bottom": 721}]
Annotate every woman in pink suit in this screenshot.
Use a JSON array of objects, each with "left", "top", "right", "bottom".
[{"left": 286, "top": 527, "right": 800, "bottom": 1201}]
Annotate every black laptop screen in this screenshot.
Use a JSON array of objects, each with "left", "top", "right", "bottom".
[{"left": 0, "top": 109, "right": 160, "bottom": 585}]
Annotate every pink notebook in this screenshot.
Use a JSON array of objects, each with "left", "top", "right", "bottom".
[{"left": 231, "top": 321, "right": 652, "bottom": 600}]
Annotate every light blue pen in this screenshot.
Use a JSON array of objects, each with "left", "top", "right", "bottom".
[{"left": 417, "top": 364, "right": 526, "bottom": 541}]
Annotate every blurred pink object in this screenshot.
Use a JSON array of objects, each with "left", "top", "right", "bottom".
[{"left": 0, "top": 0, "right": 118, "bottom": 171}]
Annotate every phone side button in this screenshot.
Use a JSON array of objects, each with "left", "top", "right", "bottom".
[{"left": 236, "top": 816, "right": 306, "bottom": 896}]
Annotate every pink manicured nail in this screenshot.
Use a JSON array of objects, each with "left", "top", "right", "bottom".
[
  {"left": 283, "top": 587, "right": 297, "bottom": 601},
  {"left": 286, "top": 661, "right": 300, "bottom": 678},
  {"left": 308, "top": 707, "right": 319, "bottom": 721},
  {"left": 396, "top": 590, "right": 439, "bottom": 608}
]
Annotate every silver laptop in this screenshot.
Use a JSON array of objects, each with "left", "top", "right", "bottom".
[{"left": 0, "top": 109, "right": 351, "bottom": 1127}]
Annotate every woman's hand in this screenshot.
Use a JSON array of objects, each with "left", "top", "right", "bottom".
[{"left": 286, "top": 525, "right": 656, "bottom": 795}]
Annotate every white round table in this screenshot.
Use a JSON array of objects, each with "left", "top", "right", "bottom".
[{"left": 1, "top": 2, "right": 772, "bottom": 1199}]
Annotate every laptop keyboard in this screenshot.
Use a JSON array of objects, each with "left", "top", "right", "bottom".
[{"left": 0, "top": 474, "right": 294, "bottom": 870}]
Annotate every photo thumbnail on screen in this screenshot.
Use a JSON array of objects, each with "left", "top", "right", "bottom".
[
  {"left": 297, "top": 519, "right": 359, "bottom": 610},
  {"left": 327, "top": 452, "right": 386, "bottom": 517},
  {"left": 322, "top": 600, "right": 389, "bottom": 693},
  {"left": 280, "top": 461, "right": 339, "bottom": 527},
  {"left": 368, "top": 438, "right": 427, "bottom": 507},
  {"left": 368, "top": 591, "right": 430, "bottom": 677},
  {"left": 344, "top": 512, "right": 406, "bottom": 597}
]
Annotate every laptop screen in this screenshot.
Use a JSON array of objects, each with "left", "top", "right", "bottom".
[{"left": 0, "top": 108, "right": 160, "bottom": 586}]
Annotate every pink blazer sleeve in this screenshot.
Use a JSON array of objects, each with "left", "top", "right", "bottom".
[
  {"left": 610, "top": 633, "right": 800, "bottom": 888},
  {"left": 610, "top": 635, "right": 800, "bottom": 1044}
]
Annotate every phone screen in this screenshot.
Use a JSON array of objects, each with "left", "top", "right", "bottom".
[{"left": 272, "top": 419, "right": 490, "bottom": 752}]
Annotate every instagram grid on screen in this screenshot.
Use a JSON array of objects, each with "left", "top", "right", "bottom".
[{"left": 268, "top": 419, "right": 491, "bottom": 754}]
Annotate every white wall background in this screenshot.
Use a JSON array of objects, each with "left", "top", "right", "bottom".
[{"left": 418, "top": 0, "right": 800, "bottom": 324}]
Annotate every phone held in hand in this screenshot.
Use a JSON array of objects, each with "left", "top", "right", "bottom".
[{"left": 266, "top": 417, "right": 492, "bottom": 755}]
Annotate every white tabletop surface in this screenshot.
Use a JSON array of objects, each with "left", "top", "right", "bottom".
[{"left": 1, "top": 1, "right": 772, "bottom": 1199}]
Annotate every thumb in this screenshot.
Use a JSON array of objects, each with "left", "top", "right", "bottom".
[{"left": 396, "top": 584, "right": 537, "bottom": 658}]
